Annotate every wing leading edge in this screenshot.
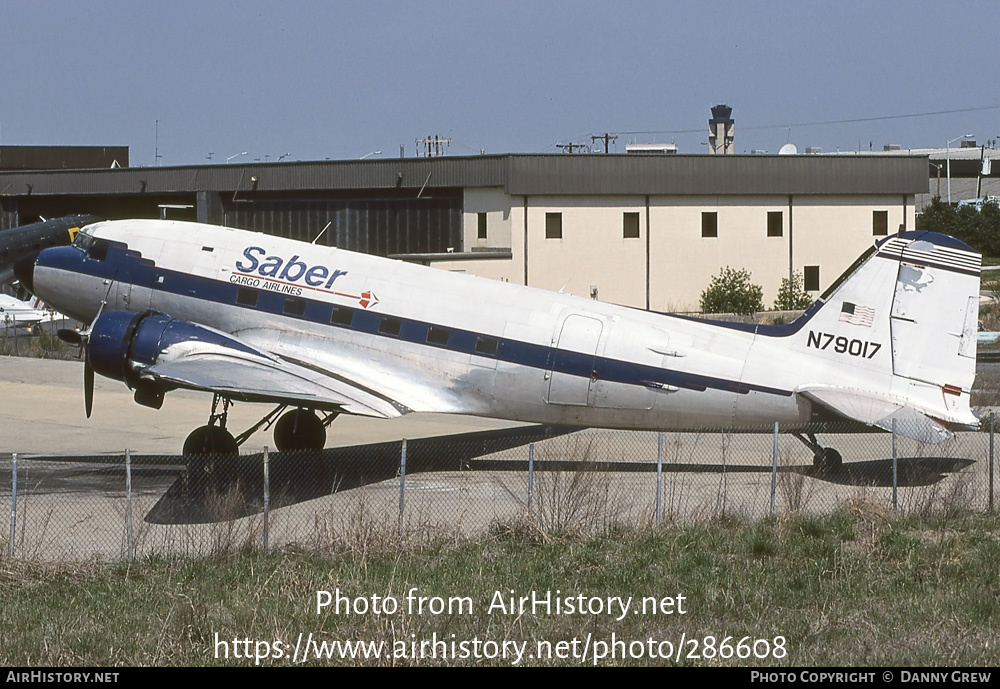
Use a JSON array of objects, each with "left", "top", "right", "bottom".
[{"left": 146, "top": 344, "right": 408, "bottom": 419}]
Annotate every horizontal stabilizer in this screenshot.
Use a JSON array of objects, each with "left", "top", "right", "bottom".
[{"left": 797, "top": 385, "right": 952, "bottom": 444}]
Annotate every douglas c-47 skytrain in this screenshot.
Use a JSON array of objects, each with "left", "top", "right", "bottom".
[{"left": 14, "top": 219, "right": 982, "bottom": 468}]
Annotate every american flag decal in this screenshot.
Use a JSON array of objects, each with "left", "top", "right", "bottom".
[{"left": 839, "top": 302, "right": 875, "bottom": 327}]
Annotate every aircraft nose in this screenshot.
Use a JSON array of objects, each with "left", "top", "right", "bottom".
[{"left": 13, "top": 251, "right": 38, "bottom": 294}]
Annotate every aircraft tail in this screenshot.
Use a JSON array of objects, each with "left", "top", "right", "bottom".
[{"left": 788, "top": 231, "right": 981, "bottom": 442}]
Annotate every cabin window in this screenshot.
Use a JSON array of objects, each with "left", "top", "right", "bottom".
[
  {"left": 804, "top": 265, "right": 820, "bottom": 292},
  {"left": 623, "top": 212, "right": 640, "bottom": 239},
  {"left": 475, "top": 336, "right": 499, "bottom": 356},
  {"left": 283, "top": 297, "right": 306, "bottom": 316},
  {"left": 767, "top": 211, "right": 783, "bottom": 237},
  {"left": 545, "top": 212, "right": 562, "bottom": 239},
  {"left": 236, "top": 288, "right": 258, "bottom": 307},
  {"left": 701, "top": 212, "right": 718, "bottom": 238},
  {"left": 427, "top": 326, "right": 450, "bottom": 346},
  {"left": 330, "top": 306, "right": 353, "bottom": 326},
  {"left": 873, "top": 210, "right": 888, "bottom": 236},
  {"left": 379, "top": 317, "right": 401, "bottom": 337},
  {"left": 477, "top": 213, "right": 487, "bottom": 240},
  {"left": 86, "top": 238, "right": 111, "bottom": 261}
]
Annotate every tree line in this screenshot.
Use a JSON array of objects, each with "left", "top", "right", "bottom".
[{"left": 916, "top": 198, "right": 1000, "bottom": 256}]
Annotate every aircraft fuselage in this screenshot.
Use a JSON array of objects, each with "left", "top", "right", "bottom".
[{"left": 26, "top": 220, "right": 866, "bottom": 432}]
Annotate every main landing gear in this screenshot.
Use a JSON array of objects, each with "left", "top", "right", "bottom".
[
  {"left": 792, "top": 432, "right": 843, "bottom": 472},
  {"left": 181, "top": 394, "right": 338, "bottom": 457}
]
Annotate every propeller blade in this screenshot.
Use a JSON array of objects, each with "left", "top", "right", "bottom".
[
  {"left": 57, "top": 328, "right": 84, "bottom": 346},
  {"left": 84, "top": 359, "right": 94, "bottom": 419}
]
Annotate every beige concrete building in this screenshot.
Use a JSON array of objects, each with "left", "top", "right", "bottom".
[{"left": 432, "top": 155, "right": 923, "bottom": 312}]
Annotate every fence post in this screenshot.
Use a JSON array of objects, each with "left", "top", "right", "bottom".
[
  {"left": 892, "top": 419, "right": 898, "bottom": 512},
  {"left": 990, "top": 412, "right": 995, "bottom": 513},
  {"left": 125, "top": 449, "right": 134, "bottom": 560},
  {"left": 262, "top": 447, "right": 270, "bottom": 551},
  {"left": 527, "top": 443, "right": 535, "bottom": 517},
  {"left": 8, "top": 453, "right": 16, "bottom": 558},
  {"left": 398, "top": 439, "right": 407, "bottom": 538},
  {"left": 770, "top": 422, "right": 779, "bottom": 515},
  {"left": 655, "top": 432, "right": 663, "bottom": 526}
]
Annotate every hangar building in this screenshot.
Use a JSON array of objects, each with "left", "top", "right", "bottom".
[{"left": 0, "top": 152, "right": 927, "bottom": 311}]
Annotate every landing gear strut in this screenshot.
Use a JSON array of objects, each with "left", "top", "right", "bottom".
[
  {"left": 793, "top": 432, "right": 843, "bottom": 472},
  {"left": 183, "top": 394, "right": 238, "bottom": 457},
  {"left": 181, "top": 397, "right": 337, "bottom": 456}
]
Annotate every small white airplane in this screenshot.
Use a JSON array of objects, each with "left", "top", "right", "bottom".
[
  {"left": 0, "top": 293, "right": 64, "bottom": 332},
  {"left": 15, "top": 219, "right": 981, "bottom": 469}
]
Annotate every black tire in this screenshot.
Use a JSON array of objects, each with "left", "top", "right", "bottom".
[
  {"left": 813, "top": 447, "right": 842, "bottom": 472},
  {"left": 274, "top": 408, "right": 327, "bottom": 451},
  {"left": 183, "top": 424, "right": 239, "bottom": 457}
]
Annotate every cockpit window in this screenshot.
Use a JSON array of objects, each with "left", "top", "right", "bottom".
[
  {"left": 87, "top": 238, "right": 110, "bottom": 261},
  {"left": 72, "top": 231, "right": 92, "bottom": 250},
  {"left": 72, "top": 231, "right": 111, "bottom": 260}
]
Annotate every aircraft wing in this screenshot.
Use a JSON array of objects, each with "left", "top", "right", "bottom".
[
  {"left": 796, "top": 385, "right": 954, "bottom": 444},
  {"left": 143, "top": 347, "right": 407, "bottom": 418},
  {"left": 148, "top": 353, "right": 406, "bottom": 418},
  {"left": 95, "top": 312, "right": 409, "bottom": 418}
]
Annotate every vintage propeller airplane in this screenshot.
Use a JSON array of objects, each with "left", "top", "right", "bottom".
[
  {"left": 0, "top": 293, "right": 66, "bottom": 332},
  {"left": 14, "top": 219, "right": 981, "bottom": 468}
]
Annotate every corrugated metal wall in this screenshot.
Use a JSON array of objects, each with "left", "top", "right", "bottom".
[{"left": 221, "top": 195, "right": 463, "bottom": 254}]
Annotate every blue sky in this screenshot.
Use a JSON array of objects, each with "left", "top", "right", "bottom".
[{"left": 1, "top": 1, "right": 996, "bottom": 166}]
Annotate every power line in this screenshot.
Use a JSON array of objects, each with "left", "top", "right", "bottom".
[{"left": 616, "top": 104, "right": 1000, "bottom": 137}]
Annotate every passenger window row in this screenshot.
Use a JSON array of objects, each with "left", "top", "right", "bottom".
[{"left": 234, "top": 288, "right": 499, "bottom": 357}]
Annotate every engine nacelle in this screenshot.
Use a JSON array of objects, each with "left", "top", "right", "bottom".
[
  {"left": 87, "top": 309, "right": 261, "bottom": 393},
  {"left": 87, "top": 310, "right": 154, "bottom": 385}
]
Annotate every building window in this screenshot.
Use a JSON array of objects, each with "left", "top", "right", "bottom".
[
  {"left": 477, "top": 213, "right": 487, "bottom": 240},
  {"left": 545, "top": 212, "right": 562, "bottom": 239},
  {"left": 767, "top": 211, "right": 783, "bottom": 237},
  {"left": 873, "top": 210, "right": 888, "bottom": 236},
  {"left": 804, "top": 266, "right": 820, "bottom": 292},
  {"left": 701, "top": 212, "right": 718, "bottom": 238},
  {"left": 623, "top": 212, "right": 640, "bottom": 239}
]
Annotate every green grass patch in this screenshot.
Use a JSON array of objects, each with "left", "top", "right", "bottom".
[{"left": 1, "top": 511, "right": 998, "bottom": 666}]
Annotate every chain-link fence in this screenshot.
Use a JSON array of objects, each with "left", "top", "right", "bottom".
[{"left": 2, "top": 418, "right": 995, "bottom": 561}]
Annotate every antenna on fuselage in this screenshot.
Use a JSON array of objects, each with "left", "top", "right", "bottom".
[{"left": 311, "top": 221, "right": 333, "bottom": 245}]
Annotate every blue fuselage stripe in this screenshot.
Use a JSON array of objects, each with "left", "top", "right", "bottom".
[{"left": 42, "top": 245, "right": 793, "bottom": 398}]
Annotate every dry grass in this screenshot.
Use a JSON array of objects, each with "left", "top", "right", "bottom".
[{"left": 3, "top": 511, "right": 999, "bottom": 666}]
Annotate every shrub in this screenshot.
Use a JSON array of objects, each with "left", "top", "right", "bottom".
[
  {"left": 700, "top": 266, "right": 764, "bottom": 316},
  {"left": 773, "top": 271, "right": 814, "bottom": 311}
]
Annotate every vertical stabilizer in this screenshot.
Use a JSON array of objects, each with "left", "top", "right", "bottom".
[{"left": 790, "top": 231, "right": 981, "bottom": 440}]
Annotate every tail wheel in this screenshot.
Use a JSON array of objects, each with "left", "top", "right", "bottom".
[
  {"left": 183, "top": 424, "right": 239, "bottom": 457},
  {"left": 274, "top": 408, "right": 326, "bottom": 451}
]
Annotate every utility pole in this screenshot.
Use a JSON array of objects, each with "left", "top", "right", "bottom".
[
  {"left": 154, "top": 120, "right": 162, "bottom": 166},
  {"left": 591, "top": 133, "right": 618, "bottom": 154},
  {"left": 556, "top": 142, "right": 589, "bottom": 153},
  {"left": 415, "top": 135, "right": 451, "bottom": 157}
]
